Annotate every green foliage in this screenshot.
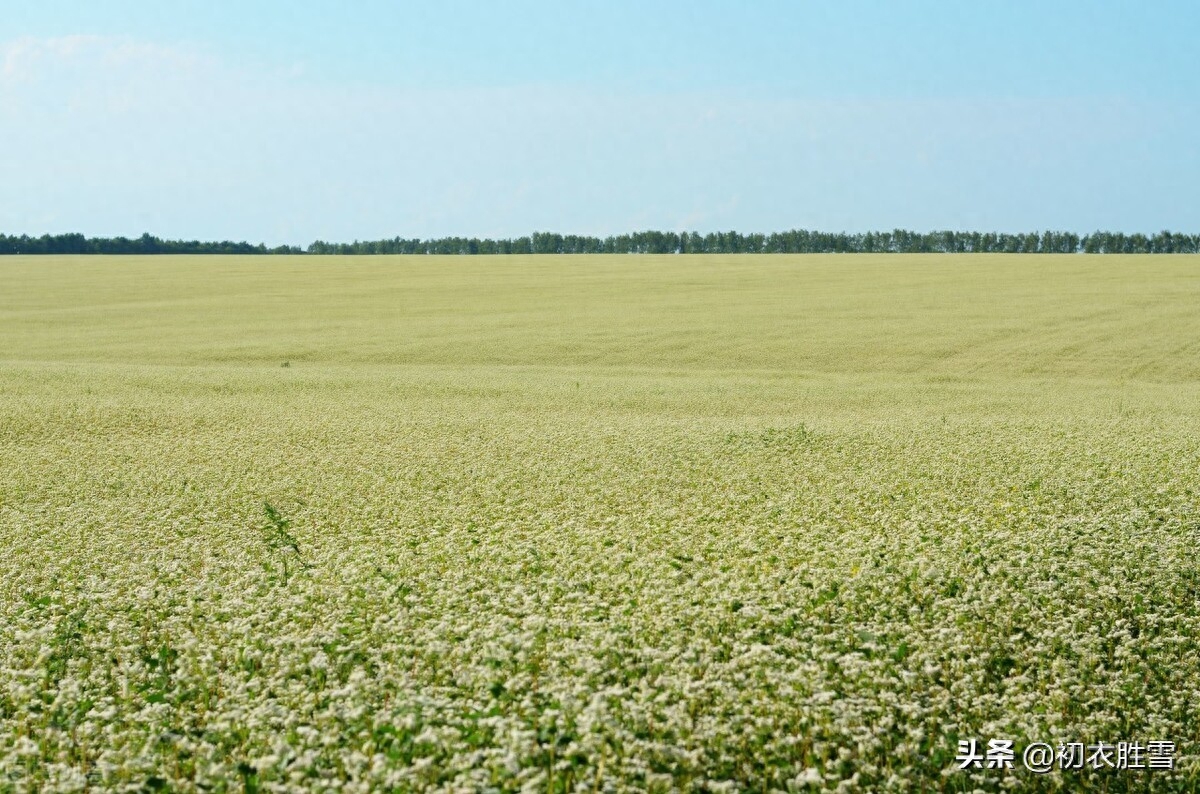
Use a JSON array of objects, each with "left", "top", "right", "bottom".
[
  {"left": 0, "top": 231, "right": 302, "bottom": 255},
  {"left": 304, "top": 228, "right": 1200, "bottom": 255},
  {"left": 262, "top": 502, "right": 306, "bottom": 584},
  {"left": 3, "top": 228, "right": 1199, "bottom": 255}
]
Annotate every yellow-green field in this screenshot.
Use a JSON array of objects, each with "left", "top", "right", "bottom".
[{"left": 2, "top": 254, "right": 1199, "bottom": 792}]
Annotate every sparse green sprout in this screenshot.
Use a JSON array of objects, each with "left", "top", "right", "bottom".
[{"left": 262, "top": 501, "right": 306, "bottom": 584}]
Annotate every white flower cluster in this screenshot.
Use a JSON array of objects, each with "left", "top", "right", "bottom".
[
  {"left": 2, "top": 364, "right": 1195, "bottom": 793},
  {"left": 1, "top": 255, "right": 1198, "bottom": 791}
]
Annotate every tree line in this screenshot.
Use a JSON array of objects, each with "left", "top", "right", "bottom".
[
  {"left": 3, "top": 229, "right": 1199, "bottom": 256},
  {"left": 0, "top": 233, "right": 303, "bottom": 256}
]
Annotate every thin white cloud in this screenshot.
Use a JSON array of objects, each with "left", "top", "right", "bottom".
[{"left": 1, "top": 34, "right": 209, "bottom": 85}]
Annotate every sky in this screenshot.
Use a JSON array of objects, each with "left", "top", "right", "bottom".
[{"left": 2, "top": 1, "right": 1198, "bottom": 245}]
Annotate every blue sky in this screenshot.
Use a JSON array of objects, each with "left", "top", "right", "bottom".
[{"left": 2, "top": 1, "right": 1197, "bottom": 244}]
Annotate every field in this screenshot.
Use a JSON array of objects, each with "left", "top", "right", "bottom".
[{"left": 2, "top": 254, "right": 1199, "bottom": 792}]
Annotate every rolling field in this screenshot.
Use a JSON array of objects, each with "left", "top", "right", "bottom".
[{"left": 2, "top": 254, "right": 1199, "bottom": 792}]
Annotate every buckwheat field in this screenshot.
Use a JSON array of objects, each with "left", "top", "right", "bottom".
[{"left": 2, "top": 254, "right": 1198, "bottom": 793}]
